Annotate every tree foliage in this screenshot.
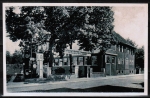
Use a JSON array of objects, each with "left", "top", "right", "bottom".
[
  {"left": 6, "top": 6, "right": 115, "bottom": 66},
  {"left": 126, "top": 38, "right": 138, "bottom": 47},
  {"left": 135, "top": 46, "right": 144, "bottom": 68},
  {"left": 12, "top": 50, "right": 23, "bottom": 64},
  {"left": 125, "top": 38, "right": 144, "bottom": 68},
  {"left": 6, "top": 50, "right": 23, "bottom": 64},
  {"left": 6, "top": 51, "right": 12, "bottom": 64},
  {"left": 77, "top": 7, "right": 115, "bottom": 52}
]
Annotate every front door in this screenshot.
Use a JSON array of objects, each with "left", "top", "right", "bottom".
[{"left": 105, "top": 55, "right": 116, "bottom": 76}]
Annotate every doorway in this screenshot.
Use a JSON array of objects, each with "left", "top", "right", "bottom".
[{"left": 105, "top": 55, "right": 116, "bottom": 76}]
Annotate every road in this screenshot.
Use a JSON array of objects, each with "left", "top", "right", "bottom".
[{"left": 7, "top": 74, "right": 144, "bottom": 93}]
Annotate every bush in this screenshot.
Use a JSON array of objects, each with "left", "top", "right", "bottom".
[
  {"left": 54, "top": 67, "right": 65, "bottom": 75},
  {"left": 7, "top": 75, "right": 12, "bottom": 82},
  {"left": 52, "top": 66, "right": 72, "bottom": 75},
  {"left": 46, "top": 75, "right": 66, "bottom": 82},
  {"left": 13, "top": 74, "right": 24, "bottom": 82}
]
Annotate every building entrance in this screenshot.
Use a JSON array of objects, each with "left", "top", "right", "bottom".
[{"left": 105, "top": 55, "right": 116, "bottom": 76}]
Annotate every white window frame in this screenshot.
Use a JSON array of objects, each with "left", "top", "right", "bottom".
[
  {"left": 122, "top": 46, "right": 124, "bottom": 52},
  {"left": 118, "top": 58, "right": 121, "bottom": 64},
  {"left": 118, "top": 45, "right": 120, "bottom": 52}
]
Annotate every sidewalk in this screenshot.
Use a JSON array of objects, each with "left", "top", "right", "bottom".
[{"left": 7, "top": 74, "right": 144, "bottom": 89}]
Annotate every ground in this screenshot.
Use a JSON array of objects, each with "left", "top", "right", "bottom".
[{"left": 6, "top": 74, "right": 145, "bottom": 94}]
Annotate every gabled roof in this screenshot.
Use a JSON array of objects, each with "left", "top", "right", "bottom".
[{"left": 112, "top": 31, "right": 136, "bottom": 48}]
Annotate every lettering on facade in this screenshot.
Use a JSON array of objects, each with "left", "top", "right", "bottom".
[{"left": 65, "top": 49, "right": 91, "bottom": 56}]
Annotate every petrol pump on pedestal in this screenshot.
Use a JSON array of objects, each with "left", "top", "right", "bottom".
[
  {"left": 24, "top": 50, "right": 30, "bottom": 79},
  {"left": 36, "top": 53, "right": 44, "bottom": 78}
]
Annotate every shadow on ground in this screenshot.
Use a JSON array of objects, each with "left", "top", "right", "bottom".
[
  {"left": 132, "top": 82, "right": 144, "bottom": 87},
  {"left": 22, "top": 85, "right": 144, "bottom": 92}
]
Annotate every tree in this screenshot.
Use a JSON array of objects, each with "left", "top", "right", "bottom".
[
  {"left": 75, "top": 7, "right": 115, "bottom": 69},
  {"left": 126, "top": 38, "right": 138, "bottom": 47},
  {"left": 5, "top": 6, "right": 87, "bottom": 68},
  {"left": 77, "top": 7, "right": 116, "bottom": 53},
  {"left": 6, "top": 6, "right": 49, "bottom": 54},
  {"left": 135, "top": 46, "right": 144, "bottom": 68},
  {"left": 11, "top": 50, "right": 23, "bottom": 64},
  {"left": 6, "top": 51, "right": 12, "bottom": 64},
  {"left": 53, "top": 7, "right": 89, "bottom": 72},
  {"left": 125, "top": 38, "right": 144, "bottom": 68},
  {"left": 6, "top": 6, "right": 116, "bottom": 70}
]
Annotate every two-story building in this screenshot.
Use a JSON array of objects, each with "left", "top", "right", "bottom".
[
  {"left": 91, "top": 31, "right": 136, "bottom": 76},
  {"left": 51, "top": 31, "right": 136, "bottom": 77}
]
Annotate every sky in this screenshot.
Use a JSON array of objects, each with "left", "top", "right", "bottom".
[{"left": 5, "top": 4, "right": 148, "bottom": 54}]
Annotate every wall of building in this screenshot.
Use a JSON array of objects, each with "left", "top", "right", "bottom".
[
  {"left": 52, "top": 43, "right": 135, "bottom": 77},
  {"left": 104, "top": 44, "right": 135, "bottom": 76},
  {"left": 116, "top": 44, "right": 135, "bottom": 75}
]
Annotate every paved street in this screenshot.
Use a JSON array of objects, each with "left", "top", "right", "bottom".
[{"left": 7, "top": 74, "right": 144, "bottom": 93}]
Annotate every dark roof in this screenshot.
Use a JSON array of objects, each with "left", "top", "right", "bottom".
[{"left": 112, "top": 31, "right": 136, "bottom": 48}]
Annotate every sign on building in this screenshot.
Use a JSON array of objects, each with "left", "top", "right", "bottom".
[{"left": 65, "top": 49, "right": 91, "bottom": 56}]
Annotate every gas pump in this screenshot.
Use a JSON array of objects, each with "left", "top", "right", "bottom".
[
  {"left": 32, "top": 61, "right": 37, "bottom": 78},
  {"left": 24, "top": 50, "right": 30, "bottom": 79}
]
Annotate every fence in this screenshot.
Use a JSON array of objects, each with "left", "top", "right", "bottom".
[
  {"left": 6, "top": 64, "right": 23, "bottom": 82},
  {"left": 6, "top": 64, "right": 23, "bottom": 75}
]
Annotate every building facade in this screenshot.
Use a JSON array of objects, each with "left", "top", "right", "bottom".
[{"left": 52, "top": 32, "right": 136, "bottom": 77}]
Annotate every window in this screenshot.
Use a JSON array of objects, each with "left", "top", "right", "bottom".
[
  {"left": 122, "top": 46, "right": 124, "bottom": 52},
  {"left": 85, "top": 57, "right": 91, "bottom": 65},
  {"left": 78, "top": 57, "right": 83, "bottom": 65},
  {"left": 112, "top": 57, "right": 115, "bottom": 63},
  {"left": 63, "top": 58, "right": 68, "bottom": 65},
  {"left": 132, "top": 60, "right": 134, "bottom": 65},
  {"left": 118, "top": 58, "right": 121, "bottom": 64},
  {"left": 126, "top": 48, "right": 129, "bottom": 54},
  {"left": 55, "top": 59, "right": 59, "bottom": 66},
  {"left": 118, "top": 58, "right": 123, "bottom": 64},
  {"left": 59, "top": 59, "right": 63, "bottom": 66},
  {"left": 125, "top": 58, "right": 129, "bottom": 65},
  {"left": 73, "top": 57, "right": 77, "bottom": 65},
  {"left": 120, "top": 45, "right": 122, "bottom": 52},
  {"left": 121, "top": 58, "right": 124, "bottom": 64},
  {"left": 92, "top": 56, "right": 98, "bottom": 66},
  {"left": 115, "top": 45, "right": 117, "bottom": 51},
  {"left": 106, "top": 56, "right": 110, "bottom": 63},
  {"left": 118, "top": 45, "right": 120, "bottom": 52},
  {"left": 131, "top": 49, "right": 134, "bottom": 55}
]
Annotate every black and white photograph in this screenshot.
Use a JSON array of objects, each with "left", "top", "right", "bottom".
[{"left": 3, "top": 3, "right": 148, "bottom": 96}]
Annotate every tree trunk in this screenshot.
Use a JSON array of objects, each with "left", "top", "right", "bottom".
[
  {"left": 69, "top": 43, "right": 72, "bottom": 73},
  {"left": 48, "top": 42, "right": 54, "bottom": 67}
]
